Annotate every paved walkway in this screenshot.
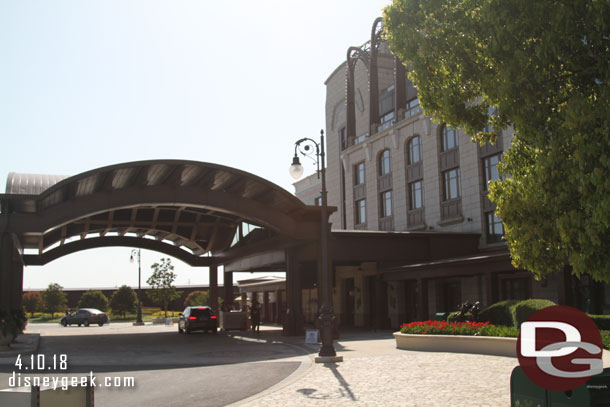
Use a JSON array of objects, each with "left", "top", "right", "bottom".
[
  {"left": 229, "top": 328, "right": 519, "bottom": 407},
  {"left": 6, "top": 323, "right": 609, "bottom": 406}
]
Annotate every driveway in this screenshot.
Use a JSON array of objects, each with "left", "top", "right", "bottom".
[{"left": 0, "top": 323, "right": 307, "bottom": 407}]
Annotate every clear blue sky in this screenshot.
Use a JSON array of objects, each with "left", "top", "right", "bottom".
[{"left": 0, "top": 0, "right": 391, "bottom": 289}]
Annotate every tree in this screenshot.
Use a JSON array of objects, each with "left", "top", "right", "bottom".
[
  {"left": 22, "top": 292, "right": 42, "bottom": 317},
  {"left": 77, "top": 290, "right": 109, "bottom": 311},
  {"left": 42, "top": 283, "right": 67, "bottom": 317},
  {"left": 109, "top": 285, "right": 137, "bottom": 318},
  {"left": 146, "top": 258, "right": 182, "bottom": 317},
  {"left": 384, "top": 0, "right": 610, "bottom": 281},
  {"left": 184, "top": 291, "right": 209, "bottom": 308}
]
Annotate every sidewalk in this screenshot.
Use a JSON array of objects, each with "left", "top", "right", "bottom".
[
  {"left": 228, "top": 326, "right": 519, "bottom": 407},
  {"left": 0, "top": 334, "right": 40, "bottom": 357}
]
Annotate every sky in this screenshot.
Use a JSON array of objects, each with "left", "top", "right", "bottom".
[{"left": 0, "top": 0, "right": 391, "bottom": 290}]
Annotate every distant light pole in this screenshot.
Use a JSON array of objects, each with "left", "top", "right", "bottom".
[
  {"left": 130, "top": 248, "right": 144, "bottom": 325},
  {"left": 290, "top": 130, "right": 341, "bottom": 362}
]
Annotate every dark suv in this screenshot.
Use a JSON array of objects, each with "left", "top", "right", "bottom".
[{"left": 178, "top": 306, "right": 218, "bottom": 334}]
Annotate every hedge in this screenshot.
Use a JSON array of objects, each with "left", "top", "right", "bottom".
[
  {"left": 602, "top": 331, "right": 610, "bottom": 351},
  {"left": 588, "top": 315, "right": 610, "bottom": 331},
  {"left": 514, "top": 299, "right": 557, "bottom": 328},
  {"left": 477, "top": 300, "right": 521, "bottom": 327}
]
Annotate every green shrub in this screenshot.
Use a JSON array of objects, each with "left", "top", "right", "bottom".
[
  {"left": 514, "top": 299, "right": 556, "bottom": 328},
  {"left": 184, "top": 291, "right": 209, "bottom": 307},
  {"left": 447, "top": 311, "right": 474, "bottom": 322},
  {"left": 477, "top": 300, "right": 521, "bottom": 327},
  {"left": 478, "top": 324, "right": 520, "bottom": 338},
  {"left": 588, "top": 315, "right": 610, "bottom": 331},
  {"left": 77, "top": 290, "right": 109, "bottom": 311},
  {"left": 602, "top": 331, "right": 610, "bottom": 351}
]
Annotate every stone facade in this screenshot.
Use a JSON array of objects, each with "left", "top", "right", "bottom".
[{"left": 295, "top": 18, "right": 607, "bottom": 329}]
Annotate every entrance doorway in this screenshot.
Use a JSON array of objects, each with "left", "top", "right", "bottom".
[
  {"left": 367, "top": 276, "right": 390, "bottom": 330},
  {"left": 404, "top": 279, "right": 418, "bottom": 323},
  {"left": 343, "top": 278, "right": 355, "bottom": 326}
]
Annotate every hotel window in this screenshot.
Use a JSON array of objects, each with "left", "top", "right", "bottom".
[
  {"left": 483, "top": 153, "right": 502, "bottom": 190},
  {"left": 406, "top": 135, "right": 425, "bottom": 228},
  {"left": 380, "top": 190, "right": 392, "bottom": 218},
  {"left": 443, "top": 168, "right": 461, "bottom": 201},
  {"left": 404, "top": 97, "right": 422, "bottom": 118},
  {"left": 354, "top": 162, "right": 365, "bottom": 186},
  {"left": 408, "top": 135, "right": 422, "bottom": 164},
  {"left": 379, "top": 149, "right": 391, "bottom": 176},
  {"left": 409, "top": 181, "right": 423, "bottom": 210},
  {"left": 486, "top": 211, "right": 504, "bottom": 243},
  {"left": 484, "top": 106, "right": 497, "bottom": 133},
  {"left": 441, "top": 126, "right": 459, "bottom": 152},
  {"left": 378, "top": 84, "right": 396, "bottom": 132},
  {"left": 355, "top": 199, "right": 366, "bottom": 225}
]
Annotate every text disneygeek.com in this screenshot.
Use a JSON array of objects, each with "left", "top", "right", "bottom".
[{"left": 8, "top": 371, "right": 136, "bottom": 391}]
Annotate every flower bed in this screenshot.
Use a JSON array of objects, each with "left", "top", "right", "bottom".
[
  {"left": 399, "top": 320, "right": 497, "bottom": 335},
  {"left": 396, "top": 320, "right": 518, "bottom": 357},
  {"left": 396, "top": 321, "right": 610, "bottom": 358}
]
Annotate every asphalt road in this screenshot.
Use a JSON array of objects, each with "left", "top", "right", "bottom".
[{"left": 0, "top": 323, "right": 306, "bottom": 407}]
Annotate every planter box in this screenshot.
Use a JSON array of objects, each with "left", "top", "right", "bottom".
[
  {"left": 394, "top": 332, "right": 517, "bottom": 357},
  {"left": 220, "top": 311, "right": 247, "bottom": 331},
  {"left": 152, "top": 317, "right": 166, "bottom": 325}
]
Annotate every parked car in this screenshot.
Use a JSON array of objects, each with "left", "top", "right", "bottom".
[
  {"left": 60, "top": 308, "right": 109, "bottom": 327},
  {"left": 178, "top": 306, "right": 217, "bottom": 334}
]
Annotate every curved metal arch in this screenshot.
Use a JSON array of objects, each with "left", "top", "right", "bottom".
[
  {"left": 346, "top": 45, "right": 371, "bottom": 145},
  {"left": 369, "top": 17, "right": 387, "bottom": 134},
  {"left": 371, "top": 17, "right": 385, "bottom": 50},
  {"left": 347, "top": 46, "right": 370, "bottom": 71},
  {"left": 24, "top": 236, "right": 215, "bottom": 267}
]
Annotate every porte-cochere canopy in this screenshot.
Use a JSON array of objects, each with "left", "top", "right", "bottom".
[{"left": 1, "top": 160, "right": 324, "bottom": 267}]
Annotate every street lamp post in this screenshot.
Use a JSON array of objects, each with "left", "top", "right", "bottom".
[
  {"left": 130, "top": 248, "right": 144, "bottom": 326},
  {"left": 290, "top": 130, "right": 342, "bottom": 362}
]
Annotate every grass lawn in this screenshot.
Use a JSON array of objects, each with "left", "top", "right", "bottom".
[{"left": 26, "top": 308, "right": 182, "bottom": 324}]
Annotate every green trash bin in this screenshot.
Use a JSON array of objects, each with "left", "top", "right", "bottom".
[
  {"left": 511, "top": 366, "right": 548, "bottom": 407},
  {"left": 511, "top": 366, "right": 610, "bottom": 407},
  {"left": 548, "top": 367, "right": 610, "bottom": 406}
]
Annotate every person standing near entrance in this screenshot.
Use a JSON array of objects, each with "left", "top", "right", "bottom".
[{"left": 250, "top": 298, "right": 261, "bottom": 332}]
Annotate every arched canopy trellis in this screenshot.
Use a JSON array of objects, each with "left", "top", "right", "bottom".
[{"left": 0, "top": 160, "right": 328, "bottom": 320}]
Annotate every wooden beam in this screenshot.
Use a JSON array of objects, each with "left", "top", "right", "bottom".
[
  {"left": 80, "top": 218, "right": 90, "bottom": 239},
  {"left": 190, "top": 213, "right": 202, "bottom": 242},
  {"left": 60, "top": 225, "right": 67, "bottom": 245},
  {"left": 121, "top": 208, "right": 138, "bottom": 236},
  {"left": 145, "top": 208, "right": 160, "bottom": 237},
  {"left": 101, "top": 210, "right": 114, "bottom": 237},
  {"left": 170, "top": 207, "right": 185, "bottom": 236},
  {"left": 205, "top": 219, "right": 221, "bottom": 253}
]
